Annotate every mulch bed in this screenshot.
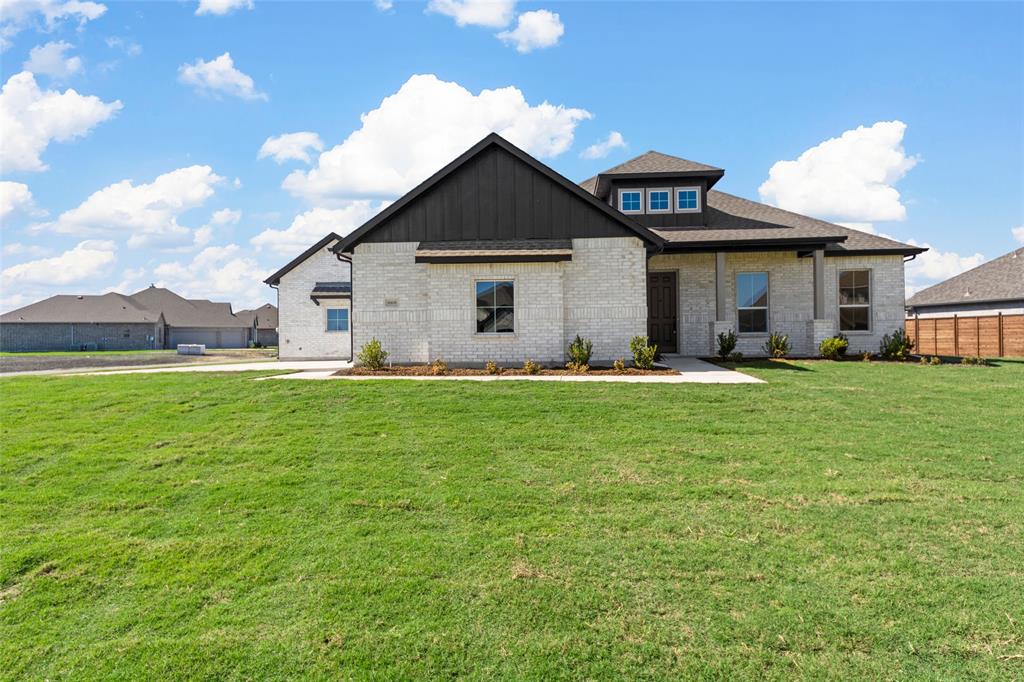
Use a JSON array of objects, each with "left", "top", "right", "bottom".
[{"left": 335, "top": 364, "right": 677, "bottom": 377}]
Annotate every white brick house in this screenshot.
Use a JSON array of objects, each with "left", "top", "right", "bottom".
[{"left": 266, "top": 134, "right": 925, "bottom": 364}]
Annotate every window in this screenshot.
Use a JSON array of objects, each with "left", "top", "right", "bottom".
[
  {"left": 476, "top": 280, "right": 514, "bottom": 334},
  {"left": 736, "top": 272, "right": 769, "bottom": 333},
  {"left": 619, "top": 189, "right": 643, "bottom": 213},
  {"left": 122, "top": 329, "right": 130, "bottom": 338},
  {"left": 839, "top": 270, "right": 870, "bottom": 331},
  {"left": 676, "top": 187, "right": 700, "bottom": 212},
  {"left": 648, "top": 188, "right": 671, "bottom": 213},
  {"left": 326, "top": 308, "right": 349, "bottom": 332}
]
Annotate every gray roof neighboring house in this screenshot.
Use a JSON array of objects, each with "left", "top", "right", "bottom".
[
  {"left": 907, "top": 247, "right": 1024, "bottom": 308},
  {"left": 236, "top": 303, "right": 278, "bottom": 329},
  {"left": 0, "top": 293, "right": 164, "bottom": 324},
  {"left": 129, "top": 287, "right": 249, "bottom": 328}
]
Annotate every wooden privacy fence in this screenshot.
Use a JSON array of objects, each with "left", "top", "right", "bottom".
[{"left": 905, "top": 313, "right": 1024, "bottom": 358}]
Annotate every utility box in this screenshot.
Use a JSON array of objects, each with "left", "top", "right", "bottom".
[{"left": 177, "top": 344, "right": 206, "bottom": 355}]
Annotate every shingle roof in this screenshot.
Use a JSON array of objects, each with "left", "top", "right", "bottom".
[
  {"left": 311, "top": 282, "right": 352, "bottom": 295},
  {"left": 236, "top": 303, "right": 278, "bottom": 329},
  {"left": 129, "top": 287, "right": 248, "bottom": 328},
  {"left": 596, "top": 150, "right": 723, "bottom": 176},
  {"left": 0, "top": 293, "right": 163, "bottom": 324},
  {"left": 907, "top": 247, "right": 1024, "bottom": 307}
]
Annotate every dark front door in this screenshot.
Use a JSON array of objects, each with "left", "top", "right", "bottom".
[{"left": 647, "top": 271, "right": 678, "bottom": 353}]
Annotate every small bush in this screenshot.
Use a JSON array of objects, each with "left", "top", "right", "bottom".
[
  {"left": 930, "top": 356, "right": 942, "bottom": 366},
  {"left": 961, "top": 355, "right": 988, "bottom": 366},
  {"left": 763, "top": 332, "right": 791, "bottom": 359},
  {"left": 485, "top": 360, "right": 501, "bottom": 375},
  {"left": 862, "top": 351, "right": 872, "bottom": 362},
  {"left": 819, "top": 336, "right": 849, "bottom": 360},
  {"left": 629, "top": 336, "right": 658, "bottom": 370},
  {"left": 727, "top": 351, "right": 744, "bottom": 363},
  {"left": 716, "top": 330, "right": 737, "bottom": 359},
  {"left": 835, "top": 333, "right": 849, "bottom": 356},
  {"left": 356, "top": 337, "right": 389, "bottom": 370},
  {"left": 522, "top": 358, "right": 540, "bottom": 375},
  {"left": 430, "top": 358, "right": 448, "bottom": 375},
  {"left": 566, "top": 361, "right": 589, "bottom": 374},
  {"left": 879, "top": 328, "right": 914, "bottom": 361},
  {"left": 568, "top": 335, "right": 593, "bottom": 367},
  {"left": 612, "top": 358, "right": 626, "bottom": 373}
]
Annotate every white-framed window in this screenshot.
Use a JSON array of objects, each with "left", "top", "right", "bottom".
[
  {"left": 326, "top": 307, "right": 349, "bottom": 332},
  {"left": 476, "top": 279, "right": 515, "bottom": 334},
  {"left": 675, "top": 187, "right": 701, "bottom": 213},
  {"left": 619, "top": 189, "right": 643, "bottom": 214},
  {"left": 838, "top": 269, "right": 871, "bottom": 332},
  {"left": 736, "top": 272, "right": 769, "bottom": 334},
  {"left": 648, "top": 188, "right": 671, "bottom": 213}
]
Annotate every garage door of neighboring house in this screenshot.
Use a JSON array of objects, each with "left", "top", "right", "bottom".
[{"left": 168, "top": 328, "right": 246, "bottom": 348}]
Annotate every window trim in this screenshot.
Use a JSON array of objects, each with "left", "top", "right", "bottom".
[
  {"left": 838, "top": 268, "right": 872, "bottom": 334},
  {"left": 325, "top": 306, "right": 349, "bottom": 333},
  {"left": 674, "top": 186, "right": 701, "bottom": 214},
  {"left": 736, "top": 271, "right": 770, "bottom": 335},
  {"left": 647, "top": 187, "right": 672, "bottom": 214},
  {"left": 474, "top": 277, "right": 516, "bottom": 336},
  {"left": 618, "top": 188, "right": 644, "bottom": 215}
]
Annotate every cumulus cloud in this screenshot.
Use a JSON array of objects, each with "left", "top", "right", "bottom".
[
  {"left": 0, "top": 0, "right": 106, "bottom": 51},
  {"left": 34, "top": 165, "right": 224, "bottom": 248},
  {"left": 497, "top": 9, "right": 563, "bottom": 53},
  {"left": 282, "top": 74, "right": 591, "bottom": 203},
  {"left": 195, "top": 0, "right": 253, "bottom": 16},
  {"left": 258, "top": 131, "right": 323, "bottom": 164},
  {"left": 250, "top": 202, "right": 384, "bottom": 255},
  {"left": 154, "top": 244, "right": 268, "bottom": 308},
  {"left": 105, "top": 36, "right": 141, "bottom": 57},
  {"left": 2, "top": 241, "right": 50, "bottom": 258},
  {"left": 374, "top": 0, "right": 393, "bottom": 11},
  {"left": 0, "top": 181, "right": 37, "bottom": 220},
  {"left": 177, "top": 52, "right": 267, "bottom": 101},
  {"left": 427, "top": 0, "right": 515, "bottom": 28},
  {"left": 1013, "top": 225, "right": 1024, "bottom": 244},
  {"left": 1, "top": 239, "right": 115, "bottom": 285},
  {"left": 580, "top": 131, "right": 626, "bottom": 160},
  {"left": 759, "top": 120, "right": 919, "bottom": 230},
  {"left": 0, "top": 71, "right": 122, "bottom": 172},
  {"left": 190, "top": 207, "right": 241, "bottom": 249},
  {"left": 893, "top": 236, "right": 986, "bottom": 296},
  {"left": 23, "top": 40, "right": 82, "bottom": 78}
]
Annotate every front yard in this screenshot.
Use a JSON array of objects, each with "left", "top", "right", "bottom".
[{"left": 1, "top": 361, "right": 1021, "bottom": 679}]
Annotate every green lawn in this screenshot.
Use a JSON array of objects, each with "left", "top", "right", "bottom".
[{"left": 2, "top": 361, "right": 1022, "bottom": 679}]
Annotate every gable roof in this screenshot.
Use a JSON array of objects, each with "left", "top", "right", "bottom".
[
  {"left": 263, "top": 232, "right": 343, "bottom": 286},
  {"left": 908, "top": 247, "right": 1024, "bottom": 308},
  {"left": 331, "top": 133, "right": 663, "bottom": 254},
  {"left": 129, "top": 287, "right": 248, "bottom": 328},
  {"left": 236, "top": 303, "right": 278, "bottom": 329},
  {"left": 0, "top": 293, "right": 163, "bottom": 324}
]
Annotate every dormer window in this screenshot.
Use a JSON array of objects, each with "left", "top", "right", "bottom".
[
  {"left": 648, "top": 188, "right": 671, "bottom": 213},
  {"left": 676, "top": 187, "right": 700, "bottom": 213},
  {"left": 619, "top": 189, "right": 643, "bottom": 213}
]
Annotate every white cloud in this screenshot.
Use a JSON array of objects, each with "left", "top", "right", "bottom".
[
  {"left": 2, "top": 241, "right": 50, "bottom": 258},
  {"left": 1012, "top": 225, "right": 1024, "bottom": 244},
  {"left": 154, "top": 244, "right": 268, "bottom": 308},
  {"left": 209, "top": 207, "right": 241, "bottom": 226},
  {"left": 105, "top": 36, "right": 141, "bottom": 57},
  {"left": 374, "top": 0, "right": 393, "bottom": 11},
  {"left": 0, "top": 181, "right": 36, "bottom": 220},
  {"left": 896, "top": 236, "right": 985, "bottom": 296},
  {"left": 195, "top": 0, "right": 253, "bottom": 16},
  {"left": 580, "top": 131, "right": 626, "bottom": 160},
  {"left": 0, "top": 0, "right": 106, "bottom": 51},
  {"left": 190, "top": 207, "right": 240, "bottom": 249},
  {"left": 282, "top": 74, "right": 591, "bottom": 203},
  {"left": 250, "top": 202, "right": 384, "bottom": 255},
  {"left": 177, "top": 52, "right": 267, "bottom": 101},
  {"left": 0, "top": 71, "right": 122, "bottom": 172},
  {"left": 1, "top": 239, "right": 115, "bottom": 285},
  {"left": 427, "top": 0, "right": 515, "bottom": 28},
  {"left": 103, "top": 265, "right": 146, "bottom": 294},
  {"left": 759, "top": 120, "right": 919, "bottom": 230},
  {"left": 23, "top": 40, "right": 82, "bottom": 78},
  {"left": 34, "top": 165, "right": 224, "bottom": 248},
  {"left": 258, "top": 131, "right": 323, "bottom": 164},
  {"left": 497, "top": 9, "right": 563, "bottom": 53}
]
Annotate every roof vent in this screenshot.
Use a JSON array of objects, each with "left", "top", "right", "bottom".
[{"left": 77, "top": 295, "right": 83, "bottom": 300}]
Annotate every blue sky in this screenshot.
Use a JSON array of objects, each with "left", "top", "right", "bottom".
[{"left": 1, "top": 0, "right": 1021, "bottom": 312}]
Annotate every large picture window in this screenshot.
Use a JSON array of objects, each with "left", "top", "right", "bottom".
[
  {"left": 326, "top": 308, "right": 349, "bottom": 332},
  {"left": 736, "top": 272, "right": 769, "bottom": 333},
  {"left": 839, "top": 270, "right": 870, "bottom": 331},
  {"left": 476, "top": 280, "right": 514, "bottom": 334}
]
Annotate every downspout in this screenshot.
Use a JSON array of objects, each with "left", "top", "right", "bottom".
[
  {"left": 335, "top": 251, "right": 354, "bottom": 361},
  {"left": 269, "top": 283, "right": 279, "bottom": 357}
]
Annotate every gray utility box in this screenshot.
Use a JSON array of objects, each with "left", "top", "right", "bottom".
[{"left": 177, "top": 344, "right": 206, "bottom": 355}]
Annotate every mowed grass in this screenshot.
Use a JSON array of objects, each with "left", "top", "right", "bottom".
[{"left": 1, "top": 361, "right": 1022, "bottom": 680}]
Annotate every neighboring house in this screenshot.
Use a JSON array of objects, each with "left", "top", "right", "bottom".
[
  {"left": 0, "top": 293, "right": 166, "bottom": 352},
  {"left": 266, "top": 133, "right": 925, "bottom": 363},
  {"left": 129, "top": 286, "right": 251, "bottom": 348},
  {"left": 236, "top": 303, "right": 279, "bottom": 346},
  {"left": 907, "top": 247, "right": 1024, "bottom": 317}
]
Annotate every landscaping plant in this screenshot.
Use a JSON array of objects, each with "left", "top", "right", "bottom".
[
  {"left": 485, "top": 360, "right": 501, "bottom": 375},
  {"left": 629, "top": 336, "right": 657, "bottom": 370},
  {"left": 612, "top": 358, "right": 626, "bottom": 373},
  {"left": 356, "top": 337, "right": 389, "bottom": 370},
  {"left": 763, "top": 332, "right": 791, "bottom": 358},
  {"left": 522, "top": 359, "right": 540, "bottom": 375},
  {"left": 879, "top": 328, "right": 914, "bottom": 361},
  {"left": 567, "top": 335, "right": 593, "bottom": 367},
  {"left": 818, "top": 335, "right": 849, "bottom": 360},
  {"left": 430, "top": 359, "right": 448, "bottom": 375},
  {"left": 716, "top": 330, "right": 737, "bottom": 359}
]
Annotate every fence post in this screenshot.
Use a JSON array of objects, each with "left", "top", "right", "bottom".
[
  {"left": 953, "top": 314, "right": 959, "bottom": 356},
  {"left": 915, "top": 314, "right": 920, "bottom": 352},
  {"left": 976, "top": 316, "right": 981, "bottom": 357},
  {"left": 998, "top": 312, "right": 1004, "bottom": 358}
]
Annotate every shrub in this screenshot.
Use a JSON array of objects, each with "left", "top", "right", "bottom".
[
  {"left": 835, "top": 333, "right": 849, "bottom": 357},
  {"left": 961, "top": 355, "right": 988, "bottom": 366},
  {"left": 568, "top": 335, "right": 593, "bottom": 367},
  {"left": 716, "top": 330, "right": 737, "bottom": 359},
  {"left": 879, "top": 328, "right": 914, "bottom": 361},
  {"left": 629, "top": 336, "right": 657, "bottom": 370},
  {"left": 612, "top": 358, "right": 626, "bottom": 373},
  {"left": 862, "top": 351, "right": 872, "bottom": 362},
  {"left": 930, "top": 356, "right": 942, "bottom": 365},
  {"left": 566, "top": 361, "right": 589, "bottom": 374},
  {"left": 763, "top": 332, "right": 790, "bottom": 359},
  {"left": 356, "top": 337, "right": 388, "bottom": 370},
  {"left": 485, "top": 360, "right": 501, "bottom": 375},
  {"left": 727, "top": 351, "right": 744, "bottom": 363},
  {"left": 818, "top": 335, "right": 849, "bottom": 360},
  {"left": 522, "top": 359, "right": 540, "bottom": 375},
  {"left": 430, "top": 358, "right": 448, "bottom": 375}
]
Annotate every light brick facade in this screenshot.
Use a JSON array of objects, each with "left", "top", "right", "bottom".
[{"left": 277, "top": 243, "right": 351, "bottom": 360}]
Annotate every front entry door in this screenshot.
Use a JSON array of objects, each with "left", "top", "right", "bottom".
[{"left": 647, "top": 271, "right": 678, "bottom": 353}]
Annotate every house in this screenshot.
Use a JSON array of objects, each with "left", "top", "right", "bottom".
[
  {"left": 236, "top": 303, "right": 279, "bottom": 346},
  {"left": 266, "top": 133, "right": 926, "bottom": 363},
  {"left": 0, "top": 286, "right": 252, "bottom": 352},
  {"left": 0, "top": 293, "right": 166, "bottom": 352}
]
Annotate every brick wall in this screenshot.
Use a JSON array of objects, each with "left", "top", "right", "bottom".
[
  {"left": 277, "top": 244, "right": 352, "bottom": 360},
  {"left": 0, "top": 322, "right": 160, "bottom": 352}
]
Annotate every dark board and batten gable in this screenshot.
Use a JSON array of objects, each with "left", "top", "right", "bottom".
[{"left": 333, "top": 134, "right": 662, "bottom": 254}]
